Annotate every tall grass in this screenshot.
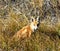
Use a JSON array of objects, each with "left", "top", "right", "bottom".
[{"left": 0, "top": 0, "right": 60, "bottom": 51}]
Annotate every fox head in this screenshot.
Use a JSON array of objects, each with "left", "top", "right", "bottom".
[{"left": 30, "top": 17, "right": 40, "bottom": 32}]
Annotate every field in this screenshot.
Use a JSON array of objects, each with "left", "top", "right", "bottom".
[{"left": 0, "top": 0, "right": 60, "bottom": 51}]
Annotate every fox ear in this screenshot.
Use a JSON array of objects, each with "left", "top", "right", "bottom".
[
  {"left": 36, "top": 16, "right": 40, "bottom": 21},
  {"left": 30, "top": 17, "right": 34, "bottom": 22},
  {"left": 36, "top": 17, "right": 40, "bottom": 26},
  {"left": 36, "top": 17, "right": 40, "bottom": 23}
]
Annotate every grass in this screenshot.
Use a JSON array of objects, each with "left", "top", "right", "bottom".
[
  {"left": 0, "top": 0, "right": 60, "bottom": 51},
  {"left": 0, "top": 13, "right": 60, "bottom": 51}
]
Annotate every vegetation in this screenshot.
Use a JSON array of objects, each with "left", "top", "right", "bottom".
[{"left": 0, "top": 0, "right": 60, "bottom": 51}]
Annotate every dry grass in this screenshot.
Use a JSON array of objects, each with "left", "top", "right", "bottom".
[{"left": 0, "top": 0, "right": 60, "bottom": 51}]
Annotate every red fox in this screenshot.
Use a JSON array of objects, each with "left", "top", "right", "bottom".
[{"left": 12, "top": 17, "right": 40, "bottom": 40}]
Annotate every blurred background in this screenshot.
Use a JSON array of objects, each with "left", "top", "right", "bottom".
[{"left": 0, "top": 0, "right": 60, "bottom": 51}]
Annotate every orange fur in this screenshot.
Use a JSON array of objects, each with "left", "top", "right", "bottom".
[{"left": 13, "top": 25, "right": 32, "bottom": 39}]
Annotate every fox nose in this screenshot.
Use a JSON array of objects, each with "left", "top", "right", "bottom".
[{"left": 34, "top": 28, "right": 37, "bottom": 31}]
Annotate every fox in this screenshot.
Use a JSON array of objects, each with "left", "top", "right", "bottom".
[{"left": 12, "top": 17, "right": 40, "bottom": 41}]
